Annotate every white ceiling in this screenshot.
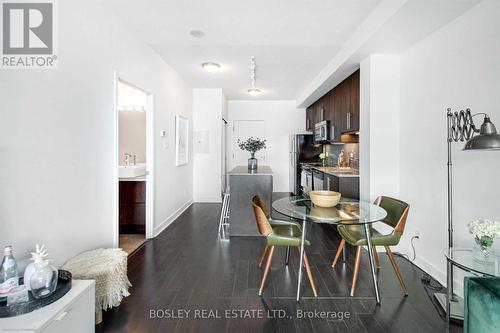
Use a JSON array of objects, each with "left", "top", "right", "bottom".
[{"left": 109, "top": 0, "right": 381, "bottom": 100}]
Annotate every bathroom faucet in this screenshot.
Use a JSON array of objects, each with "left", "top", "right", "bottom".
[{"left": 124, "top": 153, "right": 131, "bottom": 166}]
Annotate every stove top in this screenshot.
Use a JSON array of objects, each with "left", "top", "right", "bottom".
[{"left": 300, "top": 162, "right": 321, "bottom": 170}]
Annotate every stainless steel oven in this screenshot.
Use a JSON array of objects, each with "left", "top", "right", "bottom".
[
  {"left": 301, "top": 168, "right": 313, "bottom": 194},
  {"left": 314, "top": 120, "right": 330, "bottom": 142},
  {"left": 313, "top": 169, "right": 324, "bottom": 191}
]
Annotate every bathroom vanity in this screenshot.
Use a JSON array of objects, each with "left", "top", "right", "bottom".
[{"left": 119, "top": 177, "right": 146, "bottom": 234}]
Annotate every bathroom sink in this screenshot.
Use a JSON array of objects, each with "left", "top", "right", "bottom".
[{"left": 119, "top": 164, "right": 147, "bottom": 178}]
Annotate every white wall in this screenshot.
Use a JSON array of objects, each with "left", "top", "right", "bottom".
[
  {"left": 227, "top": 101, "right": 305, "bottom": 192},
  {"left": 359, "top": 54, "right": 401, "bottom": 203},
  {"left": 193, "top": 89, "right": 225, "bottom": 202},
  {"left": 399, "top": 0, "right": 500, "bottom": 292},
  {"left": 0, "top": 0, "right": 193, "bottom": 270}
]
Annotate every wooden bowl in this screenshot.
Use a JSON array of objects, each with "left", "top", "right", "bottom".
[{"left": 308, "top": 190, "right": 341, "bottom": 208}]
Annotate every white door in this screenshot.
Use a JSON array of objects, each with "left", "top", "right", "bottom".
[{"left": 232, "top": 120, "right": 266, "bottom": 168}]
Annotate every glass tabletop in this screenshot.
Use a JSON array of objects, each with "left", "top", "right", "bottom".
[
  {"left": 445, "top": 248, "right": 500, "bottom": 277},
  {"left": 272, "top": 196, "right": 387, "bottom": 225}
]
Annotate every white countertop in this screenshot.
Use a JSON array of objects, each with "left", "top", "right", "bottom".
[{"left": 119, "top": 175, "right": 146, "bottom": 181}]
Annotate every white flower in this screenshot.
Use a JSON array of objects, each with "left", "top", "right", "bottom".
[{"left": 468, "top": 219, "right": 500, "bottom": 239}]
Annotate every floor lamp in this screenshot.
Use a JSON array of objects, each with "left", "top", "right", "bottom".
[{"left": 434, "top": 108, "right": 500, "bottom": 321}]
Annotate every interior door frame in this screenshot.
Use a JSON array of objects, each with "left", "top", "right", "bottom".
[
  {"left": 113, "top": 73, "right": 155, "bottom": 248},
  {"left": 221, "top": 118, "right": 228, "bottom": 195}
]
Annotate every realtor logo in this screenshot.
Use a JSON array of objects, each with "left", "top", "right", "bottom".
[{"left": 1, "top": 0, "right": 57, "bottom": 69}]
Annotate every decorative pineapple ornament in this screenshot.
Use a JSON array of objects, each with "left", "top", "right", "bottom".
[{"left": 23, "top": 244, "right": 48, "bottom": 290}]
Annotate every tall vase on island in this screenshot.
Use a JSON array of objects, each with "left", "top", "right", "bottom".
[
  {"left": 248, "top": 152, "right": 258, "bottom": 170},
  {"left": 237, "top": 137, "right": 267, "bottom": 171}
]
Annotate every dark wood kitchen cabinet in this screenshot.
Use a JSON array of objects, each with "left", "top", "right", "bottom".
[
  {"left": 345, "top": 70, "right": 360, "bottom": 132},
  {"left": 306, "top": 107, "right": 314, "bottom": 131},
  {"left": 119, "top": 181, "right": 146, "bottom": 234},
  {"left": 306, "top": 69, "right": 359, "bottom": 140},
  {"left": 306, "top": 101, "right": 325, "bottom": 131},
  {"left": 324, "top": 174, "right": 359, "bottom": 200}
]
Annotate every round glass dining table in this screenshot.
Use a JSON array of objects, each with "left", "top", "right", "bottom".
[{"left": 272, "top": 196, "right": 388, "bottom": 303}]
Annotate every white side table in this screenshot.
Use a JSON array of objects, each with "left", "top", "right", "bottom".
[{"left": 0, "top": 280, "right": 95, "bottom": 333}]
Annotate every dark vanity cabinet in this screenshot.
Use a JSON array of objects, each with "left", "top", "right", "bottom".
[{"left": 119, "top": 181, "right": 146, "bottom": 234}]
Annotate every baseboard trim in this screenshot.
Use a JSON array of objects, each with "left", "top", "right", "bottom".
[{"left": 153, "top": 200, "right": 193, "bottom": 237}]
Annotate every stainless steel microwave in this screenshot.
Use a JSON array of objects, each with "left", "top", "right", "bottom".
[{"left": 314, "top": 120, "right": 330, "bottom": 142}]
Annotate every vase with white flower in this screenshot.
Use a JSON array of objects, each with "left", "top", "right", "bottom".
[
  {"left": 319, "top": 152, "right": 330, "bottom": 167},
  {"left": 468, "top": 219, "right": 500, "bottom": 259},
  {"left": 238, "top": 137, "right": 267, "bottom": 170}
]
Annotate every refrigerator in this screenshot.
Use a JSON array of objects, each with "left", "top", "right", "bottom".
[{"left": 289, "top": 134, "right": 322, "bottom": 195}]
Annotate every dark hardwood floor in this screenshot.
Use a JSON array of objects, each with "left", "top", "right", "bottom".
[{"left": 97, "top": 195, "right": 462, "bottom": 333}]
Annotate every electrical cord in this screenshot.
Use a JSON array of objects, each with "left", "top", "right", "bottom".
[{"left": 393, "top": 235, "right": 418, "bottom": 262}]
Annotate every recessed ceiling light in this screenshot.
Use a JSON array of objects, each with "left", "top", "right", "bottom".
[
  {"left": 189, "top": 30, "right": 205, "bottom": 38},
  {"left": 248, "top": 88, "right": 261, "bottom": 96},
  {"left": 201, "top": 62, "right": 220, "bottom": 73}
]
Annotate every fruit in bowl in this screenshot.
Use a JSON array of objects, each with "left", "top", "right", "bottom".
[{"left": 308, "top": 190, "right": 341, "bottom": 208}]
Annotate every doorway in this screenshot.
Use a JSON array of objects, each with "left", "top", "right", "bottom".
[{"left": 115, "top": 78, "right": 154, "bottom": 256}]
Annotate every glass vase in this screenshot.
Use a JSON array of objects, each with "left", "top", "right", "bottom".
[
  {"left": 29, "top": 261, "right": 58, "bottom": 299},
  {"left": 248, "top": 153, "right": 258, "bottom": 171},
  {"left": 472, "top": 236, "right": 494, "bottom": 262}
]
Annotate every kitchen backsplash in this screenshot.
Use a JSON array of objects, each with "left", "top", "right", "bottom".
[{"left": 323, "top": 143, "right": 359, "bottom": 169}]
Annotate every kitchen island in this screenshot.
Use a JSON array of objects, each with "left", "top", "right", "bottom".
[{"left": 229, "top": 166, "right": 273, "bottom": 236}]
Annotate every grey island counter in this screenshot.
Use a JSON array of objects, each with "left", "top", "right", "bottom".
[{"left": 229, "top": 166, "right": 273, "bottom": 236}]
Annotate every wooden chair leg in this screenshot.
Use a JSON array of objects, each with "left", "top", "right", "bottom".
[
  {"left": 259, "top": 245, "right": 269, "bottom": 268},
  {"left": 302, "top": 252, "right": 318, "bottom": 297},
  {"left": 331, "top": 239, "right": 345, "bottom": 268},
  {"left": 372, "top": 246, "right": 380, "bottom": 269},
  {"left": 384, "top": 246, "right": 408, "bottom": 296},
  {"left": 350, "top": 246, "right": 362, "bottom": 297},
  {"left": 259, "top": 246, "right": 275, "bottom": 296}
]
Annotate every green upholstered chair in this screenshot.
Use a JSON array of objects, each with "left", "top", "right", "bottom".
[
  {"left": 251, "top": 195, "right": 317, "bottom": 297},
  {"left": 464, "top": 277, "right": 500, "bottom": 333},
  {"left": 331, "top": 196, "right": 410, "bottom": 296}
]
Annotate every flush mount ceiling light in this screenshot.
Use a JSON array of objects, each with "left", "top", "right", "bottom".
[
  {"left": 247, "top": 56, "right": 261, "bottom": 96},
  {"left": 189, "top": 30, "right": 205, "bottom": 38},
  {"left": 201, "top": 62, "right": 220, "bottom": 73}
]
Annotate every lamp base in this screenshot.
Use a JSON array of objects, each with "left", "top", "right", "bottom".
[{"left": 434, "top": 292, "right": 464, "bottom": 321}]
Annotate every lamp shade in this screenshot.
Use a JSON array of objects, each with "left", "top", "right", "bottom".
[{"left": 464, "top": 116, "right": 500, "bottom": 150}]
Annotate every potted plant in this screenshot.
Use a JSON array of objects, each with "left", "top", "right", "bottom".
[{"left": 237, "top": 137, "right": 267, "bottom": 170}]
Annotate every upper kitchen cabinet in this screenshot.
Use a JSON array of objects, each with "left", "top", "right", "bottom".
[
  {"left": 346, "top": 70, "right": 360, "bottom": 133},
  {"left": 306, "top": 101, "right": 325, "bottom": 131},
  {"left": 306, "top": 106, "right": 314, "bottom": 131},
  {"left": 315, "top": 103, "right": 325, "bottom": 124},
  {"left": 306, "top": 69, "right": 360, "bottom": 140}
]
